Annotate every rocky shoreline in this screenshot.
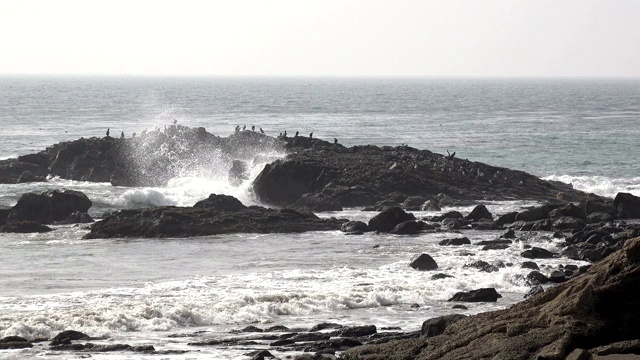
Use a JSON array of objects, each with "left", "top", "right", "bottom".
[{"left": 3, "top": 127, "right": 640, "bottom": 359}]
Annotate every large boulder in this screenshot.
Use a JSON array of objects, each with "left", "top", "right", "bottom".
[
  {"left": 448, "top": 288, "right": 502, "bottom": 302},
  {"left": 521, "top": 247, "right": 556, "bottom": 259},
  {"left": 409, "top": 254, "right": 438, "bottom": 271},
  {"left": 421, "top": 314, "right": 467, "bottom": 338},
  {"left": 549, "top": 203, "right": 586, "bottom": 220},
  {"left": 465, "top": 204, "right": 493, "bottom": 221},
  {"left": 0, "top": 220, "right": 52, "bottom": 233},
  {"left": 439, "top": 237, "right": 471, "bottom": 246},
  {"left": 343, "top": 236, "right": 640, "bottom": 360},
  {"left": 614, "top": 192, "right": 640, "bottom": 218},
  {"left": 341, "top": 221, "right": 369, "bottom": 234},
  {"left": 368, "top": 206, "right": 415, "bottom": 232},
  {"left": 8, "top": 190, "right": 92, "bottom": 224},
  {"left": 390, "top": 220, "right": 422, "bottom": 235}
]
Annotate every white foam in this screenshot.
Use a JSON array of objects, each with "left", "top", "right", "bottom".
[{"left": 544, "top": 174, "right": 640, "bottom": 198}]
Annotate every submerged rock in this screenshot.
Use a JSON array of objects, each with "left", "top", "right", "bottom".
[
  {"left": 409, "top": 254, "right": 438, "bottom": 271},
  {"left": 448, "top": 288, "right": 502, "bottom": 302}
]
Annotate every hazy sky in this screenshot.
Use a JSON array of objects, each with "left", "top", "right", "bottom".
[{"left": 1, "top": 0, "right": 639, "bottom": 77}]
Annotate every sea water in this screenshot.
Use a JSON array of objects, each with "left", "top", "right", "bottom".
[{"left": 0, "top": 77, "right": 639, "bottom": 359}]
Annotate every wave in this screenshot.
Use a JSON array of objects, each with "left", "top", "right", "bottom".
[{"left": 543, "top": 174, "right": 640, "bottom": 198}]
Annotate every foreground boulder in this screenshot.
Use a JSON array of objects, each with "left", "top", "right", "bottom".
[
  {"left": 614, "top": 192, "right": 640, "bottom": 218},
  {"left": 8, "top": 190, "right": 92, "bottom": 224},
  {"left": 368, "top": 206, "right": 415, "bottom": 232},
  {"left": 84, "top": 197, "right": 345, "bottom": 239},
  {"left": 448, "top": 288, "right": 502, "bottom": 302},
  {"left": 343, "top": 237, "right": 640, "bottom": 360},
  {"left": 409, "top": 254, "right": 438, "bottom": 271}
]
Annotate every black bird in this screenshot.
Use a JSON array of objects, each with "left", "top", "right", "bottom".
[
  {"left": 334, "top": 138, "right": 338, "bottom": 144},
  {"left": 252, "top": 125, "right": 255, "bottom": 131},
  {"left": 106, "top": 128, "right": 110, "bottom": 137},
  {"left": 260, "top": 127, "right": 264, "bottom": 134},
  {"left": 295, "top": 131, "right": 299, "bottom": 137},
  {"left": 120, "top": 131, "right": 125, "bottom": 139},
  {"left": 309, "top": 132, "right": 313, "bottom": 139},
  {"left": 242, "top": 125, "right": 246, "bottom": 131}
]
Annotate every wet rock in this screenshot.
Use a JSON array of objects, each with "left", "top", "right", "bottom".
[
  {"left": 552, "top": 216, "right": 585, "bottom": 231},
  {"left": 240, "top": 325, "right": 264, "bottom": 333},
  {"left": 8, "top": 189, "right": 92, "bottom": 224},
  {"left": 521, "top": 261, "right": 540, "bottom": 270},
  {"left": 402, "top": 196, "right": 428, "bottom": 210},
  {"left": 475, "top": 239, "right": 512, "bottom": 246},
  {"left": 50, "top": 330, "right": 92, "bottom": 345},
  {"left": 368, "top": 206, "right": 415, "bottom": 232},
  {"left": 265, "top": 325, "right": 291, "bottom": 332},
  {"left": 548, "top": 270, "right": 567, "bottom": 283},
  {"left": 193, "top": 194, "right": 247, "bottom": 211},
  {"left": 303, "top": 338, "right": 362, "bottom": 353},
  {"left": 614, "top": 192, "right": 640, "bottom": 218},
  {"left": 228, "top": 160, "right": 250, "bottom": 186},
  {"left": 309, "top": 323, "right": 343, "bottom": 332},
  {"left": 339, "top": 325, "right": 377, "bottom": 337},
  {"left": 440, "top": 218, "right": 463, "bottom": 230},
  {"left": 524, "top": 285, "right": 544, "bottom": 298},
  {"left": 389, "top": 220, "right": 421, "bottom": 235},
  {"left": 341, "top": 221, "right": 369, "bottom": 234},
  {"left": 421, "top": 314, "right": 467, "bottom": 338},
  {"left": 497, "top": 212, "right": 518, "bottom": 224},
  {"left": 431, "top": 273, "right": 454, "bottom": 280},
  {"left": 471, "top": 220, "right": 502, "bottom": 230},
  {"left": 448, "top": 288, "right": 502, "bottom": 302},
  {"left": 288, "top": 193, "right": 343, "bottom": 212},
  {"left": 549, "top": 203, "right": 586, "bottom": 219},
  {"left": 481, "top": 243, "right": 510, "bottom": 250},
  {"left": 580, "top": 199, "right": 618, "bottom": 216},
  {"left": 0, "top": 336, "right": 32, "bottom": 349},
  {"left": 521, "top": 247, "right": 555, "bottom": 259},
  {"left": 64, "top": 211, "right": 94, "bottom": 224},
  {"left": 439, "top": 237, "right": 471, "bottom": 246},
  {"left": 409, "top": 254, "right": 438, "bottom": 271},
  {"left": 247, "top": 349, "right": 275, "bottom": 360},
  {"left": 465, "top": 204, "right": 493, "bottom": 221},
  {"left": 436, "top": 211, "right": 463, "bottom": 222},
  {"left": 586, "top": 212, "right": 616, "bottom": 223},
  {"left": 464, "top": 260, "right": 499, "bottom": 273},
  {"left": 0, "top": 220, "right": 52, "bottom": 233},
  {"left": 526, "top": 271, "right": 550, "bottom": 285},
  {"left": 514, "top": 205, "right": 552, "bottom": 222},
  {"left": 501, "top": 229, "right": 516, "bottom": 238}
]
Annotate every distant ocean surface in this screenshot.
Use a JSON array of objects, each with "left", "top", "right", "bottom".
[{"left": 0, "top": 77, "right": 639, "bottom": 359}]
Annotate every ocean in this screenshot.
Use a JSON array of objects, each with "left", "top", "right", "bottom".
[{"left": 0, "top": 77, "right": 639, "bottom": 359}]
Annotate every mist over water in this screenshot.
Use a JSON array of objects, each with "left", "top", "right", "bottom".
[{"left": 0, "top": 77, "right": 639, "bottom": 358}]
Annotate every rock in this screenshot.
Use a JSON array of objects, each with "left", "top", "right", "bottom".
[
  {"left": 514, "top": 205, "right": 552, "bottom": 222},
  {"left": 438, "top": 237, "right": 471, "bottom": 246},
  {"left": 402, "top": 196, "right": 428, "bottom": 210},
  {"left": 549, "top": 203, "right": 586, "bottom": 219},
  {"left": 481, "top": 243, "right": 510, "bottom": 250},
  {"left": 580, "top": 199, "right": 618, "bottom": 216},
  {"left": 193, "top": 194, "right": 247, "bottom": 211},
  {"left": 421, "top": 314, "right": 467, "bottom": 338},
  {"left": 548, "top": 270, "right": 567, "bottom": 283},
  {"left": 341, "top": 221, "right": 369, "bottom": 234},
  {"left": 448, "top": 288, "right": 502, "bottom": 302},
  {"left": 0, "top": 335, "right": 32, "bottom": 349},
  {"left": 501, "top": 229, "right": 516, "bottom": 238},
  {"left": 8, "top": 189, "right": 92, "bottom": 224},
  {"left": 524, "top": 285, "right": 544, "bottom": 299},
  {"left": 440, "top": 218, "right": 463, "bottom": 230},
  {"left": 586, "top": 212, "right": 616, "bottom": 223},
  {"left": 240, "top": 325, "right": 264, "bottom": 333},
  {"left": 465, "top": 204, "right": 493, "bottom": 221},
  {"left": 521, "top": 247, "right": 555, "bottom": 259},
  {"left": 368, "top": 206, "right": 415, "bottom": 232},
  {"left": 339, "top": 325, "right": 377, "bottom": 337},
  {"left": 264, "top": 325, "right": 291, "bottom": 332},
  {"left": 475, "top": 239, "right": 512, "bottom": 246},
  {"left": 552, "top": 216, "right": 585, "bottom": 231},
  {"left": 389, "top": 220, "right": 421, "bottom": 235},
  {"left": 464, "top": 260, "right": 499, "bottom": 273},
  {"left": 17, "top": 170, "right": 46, "bottom": 183},
  {"left": 470, "top": 220, "right": 502, "bottom": 230},
  {"left": 435, "top": 211, "right": 463, "bottom": 222},
  {"left": 288, "top": 193, "right": 343, "bottom": 212},
  {"left": 431, "top": 273, "right": 454, "bottom": 280},
  {"left": 409, "top": 254, "right": 438, "bottom": 271},
  {"left": 420, "top": 200, "right": 441, "bottom": 211},
  {"left": 64, "top": 211, "right": 94, "bottom": 224},
  {"left": 614, "top": 192, "right": 640, "bottom": 218},
  {"left": 309, "top": 323, "right": 343, "bottom": 332},
  {"left": 366, "top": 200, "right": 400, "bottom": 211},
  {"left": 497, "top": 212, "right": 518, "bottom": 224},
  {"left": 84, "top": 203, "right": 345, "bottom": 239},
  {"left": 451, "top": 305, "right": 468, "bottom": 310},
  {"left": 50, "top": 330, "right": 91, "bottom": 345},
  {"left": 0, "top": 220, "right": 52, "bottom": 233},
  {"left": 343, "top": 237, "right": 640, "bottom": 360},
  {"left": 521, "top": 261, "right": 540, "bottom": 270},
  {"left": 526, "top": 271, "right": 550, "bottom": 285}
]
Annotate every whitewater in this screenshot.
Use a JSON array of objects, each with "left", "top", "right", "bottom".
[{"left": 0, "top": 77, "right": 639, "bottom": 359}]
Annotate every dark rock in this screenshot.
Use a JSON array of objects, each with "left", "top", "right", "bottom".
[
  {"left": 247, "top": 350, "right": 274, "bottom": 360},
  {"left": 448, "top": 288, "right": 502, "bottom": 302},
  {"left": 497, "top": 212, "right": 518, "bottom": 224},
  {"left": 193, "top": 194, "right": 247, "bottom": 211},
  {"left": 548, "top": 270, "right": 567, "bottom": 283},
  {"left": 590, "top": 339, "right": 640, "bottom": 356},
  {"left": 303, "top": 338, "right": 362, "bottom": 353},
  {"left": 549, "top": 203, "right": 586, "bottom": 219},
  {"left": 526, "top": 271, "right": 550, "bottom": 285},
  {"left": 240, "top": 325, "right": 264, "bottom": 333},
  {"left": 465, "top": 204, "right": 493, "bottom": 221},
  {"left": 464, "top": 260, "right": 499, "bottom": 273},
  {"left": 341, "top": 220, "right": 369, "bottom": 234},
  {"left": 436, "top": 211, "right": 463, "bottom": 222},
  {"left": 270, "top": 339, "right": 295, "bottom": 346},
  {"left": 402, "top": 196, "right": 428, "bottom": 210},
  {"left": 264, "top": 325, "right": 291, "bottom": 332},
  {"left": 0, "top": 336, "right": 29, "bottom": 343},
  {"left": 431, "top": 273, "right": 455, "bottom": 280},
  {"left": 586, "top": 212, "right": 616, "bottom": 223},
  {"left": 366, "top": 200, "right": 400, "bottom": 211},
  {"left": 580, "top": 199, "right": 618, "bottom": 216},
  {"left": 475, "top": 239, "right": 512, "bottom": 246},
  {"left": 0, "top": 220, "right": 52, "bottom": 233},
  {"left": 339, "top": 325, "right": 377, "bottom": 338},
  {"left": 552, "top": 216, "right": 585, "bottom": 231},
  {"left": 288, "top": 193, "right": 343, "bottom": 212},
  {"left": 420, "top": 200, "right": 441, "bottom": 211},
  {"left": 521, "top": 247, "right": 555, "bottom": 259},
  {"left": 64, "top": 211, "right": 94, "bottom": 224},
  {"left": 309, "top": 323, "right": 343, "bottom": 332},
  {"left": 514, "top": 205, "right": 552, "bottom": 222},
  {"left": 521, "top": 261, "right": 540, "bottom": 270},
  {"left": 524, "top": 285, "right": 544, "bottom": 298},
  {"left": 421, "top": 314, "right": 467, "bottom": 338},
  {"left": 471, "top": 220, "right": 502, "bottom": 230},
  {"left": 8, "top": 190, "right": 92, "bottom": 224},
  {"left": 84, "top": 204, "right": 345, "bottom": 239},
  {"left": 0, "top": 341, "right": 33, "bottom": 349},
  {"left": 439, "top": 237, "right": 471, "bottom": 246},
  {"left": 614, "top": 192, "right": 640, "bottom": 218},
  {"left": 50, "top": 330, "right": 91, "bottom": 345},
  {"left": 17, "top": 170, "right": 46, "bottom": 183},
  {"left": 409, "top": 254, "right": 438, "bottom": 271},
  {"left": 368, "top": 206, "right": 415, "bottom": 232},
  {"left": 440, "top": 218, "right": 463, "bottom": 230},
  {"left": 389, "top": 220, "right": 421, "bottom": 235},
  {"left": 501, "top": 229, "right": 516, "bottom": 238},
  {"left": 482, "top": 243, "right": 510, "bottom": 250}
]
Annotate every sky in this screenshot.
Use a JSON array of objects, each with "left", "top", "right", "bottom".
[{"left": 0, "top": 0, "right": 639, "bottom": 77}]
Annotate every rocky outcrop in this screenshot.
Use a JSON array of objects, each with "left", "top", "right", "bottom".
[
  {"left": 84, "top": 196, "right": 345, "bottom": 239},
  {"left": 368, "top": 207, "right": 415, "bottom": 232},
  {"left": 343, "top": 236, "right": 640, "bottom": 360}
]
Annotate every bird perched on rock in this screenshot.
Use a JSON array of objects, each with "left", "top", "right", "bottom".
[
  {"left": 120, "top": 131, "right": 124, "bottom": 139},
  {"left": 106, "top": 128, "right": 110, "bottom": 137},
  {"left": 260, "top": 127, "right": 264, "bottom": 134},
  {"left": 242, "top": 125, "right": 246, "bottom": 131},
  {"left": 295, "top": 131, "right": 299, "bottom": 137},
  {"left": 309, "top": 132, "right": 313, "bottom": 138},
  {"left": 334, "top": 138, "right": 338, "bottom": 144},
  {"left": 252, "top": 125, "right": 255, "bottom": 131}
]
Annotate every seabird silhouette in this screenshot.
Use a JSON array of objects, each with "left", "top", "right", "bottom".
[
  {"left": 334, "top": 138, "right": 338, "bottom": 144},
  {"left": 120, "top": 131, "right": 124, "bottom": 139},
  {"left": 295, "top": 131, "right": 299, "bottom": 137},
  {"left": 309, "top": 132, "right": 313, "bottom": 139},
  {"left": 106, "top": 128, "right": 110, "bottom": 137},
  {"left": 260, "top": 127, "right": 264, "bottom": 134},
  {"left": 252, "top": 125, "right": 255, "bottom": 131}
]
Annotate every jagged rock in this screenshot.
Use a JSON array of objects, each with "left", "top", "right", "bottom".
[
  {"left": 439, "top": 237, "right": 471, "bottom": 246},
  {"left": 421, "top": 314, "right": 467, "bottom": 338},
  {"left": 448, "top": 288, "right": 502, "bottom": 302},
  {"left": 524, "top": 285, "right": 544, "bottom": 299},
  {"left": 341, "top": 221, "right": 369, "bottom": 234},
  {"left": 8, "top": 189, "right": 92, "bottom": 224},
  {"left": 526, "top": 271, "right": 550, "bottom": 285},
  {"left": 0, "top": 220, "right": 52, "bottom": 233},
  {"left": 465, "top": 204, "right": 493, "bottom": 221},
  {"left": 409, "top": 254, "right": 438, "bottom": 271},
  {"left": 390, "top": 220, "right": 421, "bottom": 235},
  {"left": 553, "top": 216, "right": 585, "bottom": 231},
  {"left": 549, "top": 203, "right": 586, "bottom": 219},
  {"left": 521, "top": 247, "right": 555, "bottom": 259},
  {"left": 614, "top": 192, "right": 640, "bottom": 218},
  {"left": 521, "top": 261, "right": 540, "bottom": 270},
  {"left": 368, "top": 206, "right": 415, "bottom": 232},
  {"left": 193, "top": 194, "right": 247, "bottom": 211}
]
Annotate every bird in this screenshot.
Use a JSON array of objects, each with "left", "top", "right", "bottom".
[
  {"left": 132, "top": 132, "right": 136, "bottom": 138},
  {"left": 120, "top": 131, "right": 124, "bottom": 139},
  {"left": 242, "top": 125, "right": 246, "bottom": 131},
  {"left": 173, "top": 119, "right": 178, "bottom": 125},
  {"left": 260, "top": 127, "right": 264, "bottom": 134},
  {"left": 252, "top": 125, "right": 255, "bottom": 131},
  {"left": 106, "top": 128, "right": 110, "bottom": 137},
  {"left": 284, "top": 131, "right": 287, "bottom": 137},
  {"left": 295, "top": 131, "right": 299, "bottom": 137},
  {"left": 309, "top": 132, "right": 313, "bottom": 139},
  {"left": 334, "top": 138, "right": 338, "bottom": 144}
]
